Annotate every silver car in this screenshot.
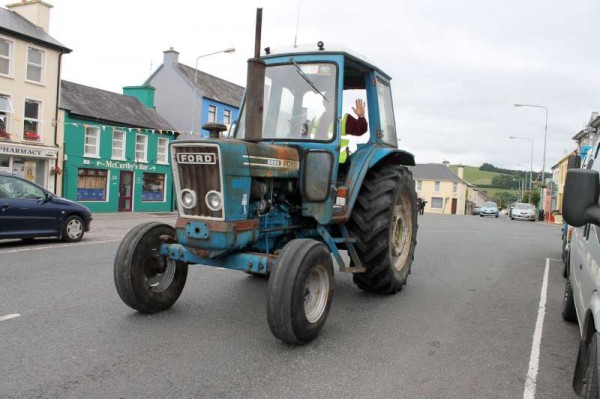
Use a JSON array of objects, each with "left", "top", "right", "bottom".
[
  {"left": 510, "top": 203, "right": 536, "bottom": 221},
  {"left": 479, "top": 202, "right": 499, "bottom": 218}
]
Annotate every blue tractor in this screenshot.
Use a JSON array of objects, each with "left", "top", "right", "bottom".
[{"left": 114, "top": 12, "right": 418, "bottom": 345}]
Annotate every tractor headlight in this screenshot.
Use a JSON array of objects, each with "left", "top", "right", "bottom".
[
  {"left": 181, "top": 189, "right": 197, "bottom": 209},
  {"left": 205, "top": 190, "right": 223, "bottom": 211}
]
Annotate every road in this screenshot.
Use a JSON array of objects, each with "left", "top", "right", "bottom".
[{"left": 0, "top": 213, "right": 580, "bottom": 398}]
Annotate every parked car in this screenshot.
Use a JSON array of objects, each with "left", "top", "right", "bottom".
[
  {"left": 479, "top": 201, "right": 499, "bottom": 218},
  {"left": 0, "top": 172, "right": 92, "bottom": 242},
  {"left": 472, "top": 205, "right": 481, "bottom": 215},
  {"left": 562, "top": 162, "right": 600, "bottom": 397},
  {"left": 510, "top": 203, "right": 536, "bottom": 221}
]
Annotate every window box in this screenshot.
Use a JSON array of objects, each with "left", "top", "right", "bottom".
[
  {"left": 24, "top": 131, "right": 39, "bottom": 140},
  {"left": 0, "top": 130, "right": 10, "bottom": 140},
  {"left": 24, "top": 131, "right": 40, "bottom": 141}
]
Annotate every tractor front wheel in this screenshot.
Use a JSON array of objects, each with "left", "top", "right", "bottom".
[
  {"left": 348, "top": 164, "right": 418, "bottom": 294},
  {"left": 266, "top": 239, "right": 334, "bottom": 345},
  {"left": 114, "top": 222, "right": 188, "bottom": 313}
]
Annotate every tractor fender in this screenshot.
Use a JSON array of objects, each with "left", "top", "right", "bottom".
[{"left": 337, "top": 147, "right": 415, "bottom": 222}]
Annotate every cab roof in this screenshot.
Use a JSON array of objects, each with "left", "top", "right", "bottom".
[{"left": 262, "top": 43, "right": 392, "bottom": 80}]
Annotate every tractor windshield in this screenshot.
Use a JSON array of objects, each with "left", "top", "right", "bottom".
[{"left": 235, "top": 62, "right": 338, "bottom": 141}]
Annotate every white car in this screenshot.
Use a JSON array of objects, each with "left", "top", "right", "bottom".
[{"left": 510, "top": 203, "right": 536, "bottom": 221}]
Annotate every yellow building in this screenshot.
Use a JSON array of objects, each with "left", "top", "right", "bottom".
[
  {"left": 0, "top": 0, "right": 70, "bottom": 192},
  {"left": 410, "top": 163, "right": 468, "bottom": 215},
  {"left": 551, "top": 150, "right": 579, "bottom": 224}
]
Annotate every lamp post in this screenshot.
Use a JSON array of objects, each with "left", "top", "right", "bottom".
[
  {"left": 190, "top": 47, "right": 236, "bottom": 133},
  {"left": 509, "top": 136, "right": 534, "bottom": 199},
  {"left": 514, "top": 103, "right": 548, "bottom": 211}
]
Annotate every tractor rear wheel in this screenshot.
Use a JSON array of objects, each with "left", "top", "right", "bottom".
[
  {"left": 266, "top": 239, "right": 334, "bottom": 345},
  {"left": 114, "top": 222, "right": 188, "bottom": 313},
  {"left": 348, "top": 164, "right": 418, "bottom": 294}
]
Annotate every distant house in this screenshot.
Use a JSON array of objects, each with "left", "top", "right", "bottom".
[
  {"left": 0, "top": 0, "right": 70, "bottom": 192},
  {"left": 144, "top": 48, "right": 244, "bottom": 137},
  {"left": 409, "top": 163, "right": 468, "bottom": 215},
  {"left": 59, "top": 81, "right": 176, "bottom": 213}
]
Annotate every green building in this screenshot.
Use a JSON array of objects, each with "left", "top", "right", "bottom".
[{"left": 59, "top": 81, "right": 177, "bottom": 213}]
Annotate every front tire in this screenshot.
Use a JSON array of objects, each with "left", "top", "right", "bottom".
[
  {"left": 114, "top": 222, "right": 188, "bottom": 313},
  {"left": 266, "top": 239, "right": 334, "bottom": 345},
  {"left": 62, "top": 215, "right": 85, "bottom": 242},
  {"left": 348, "top": 164, "right": 418, "bottom": 294},
  {"left": 580, "top": 334, "right": 599, "bottom": 399}
]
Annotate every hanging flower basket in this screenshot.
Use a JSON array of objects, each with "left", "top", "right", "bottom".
[{"left": 50, "top": 165, "right": 62, "bottom": 176}]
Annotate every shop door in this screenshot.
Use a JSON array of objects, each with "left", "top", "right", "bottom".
[
  {"left": 119, "top": 171, "right": 133, "bottom": 212},
  {"left": 451, "top": 198, "right": 457, "bottom": 214}
]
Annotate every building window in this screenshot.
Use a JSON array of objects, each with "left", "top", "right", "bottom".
[
  {"left": 84, "top": 126, "right": 100, "bottom": 157},
  {"left": 157, "top": 137, "right": 168, "bottom": 164},
  {"left": 434, "top": 181, "right": 440, "bottom": 192},
  {"left": 0, "top": 95, "right": 13, "bottom": 139},
  {"left": 416, "top": 180, "right": 422, "bottom": 191},
  {"left": 223, "top": 109, "right": 231, "bottom": 125},
  {"left": 112, "top": 130, "right": 125, "bottom": 159},
  {"left": 453, "top": 182, "right": 458, "bottom": 193},
  {"left": 135, "top": 134, "right": 148, "bottom": 162},
  {"left": 142, "top": 173, "right": 165, "bottom": 201},
  {"left": 208, "top": 105, "right": 216, "bottom": 122},
  {"left": 431, "top": 197, "right": 443, "bottom": 209},
  {"left": 26, "top": 47, "right": 44, "bottom": 83},
  {"left": 0, "top": 38, "right": 13, "bottom": 76},
  {"left": 77, "top": 168, "right": 108, "bottom": 201},
  {"left": 24, "top": 100, "right": 41, "bottom": 141}
]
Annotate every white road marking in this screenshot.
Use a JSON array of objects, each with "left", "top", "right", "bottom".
[
  {"left": 0, "top": 239, "right": 122, "bottom": 255},
  {"left": 523, "top": 258, "right": 550, "bottom": 399},
  {"left": 0, "top": 313, "right": 20, "bottom": 321}
]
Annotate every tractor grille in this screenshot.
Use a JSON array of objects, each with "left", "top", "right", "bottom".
[{"left": 172, "top": 144, "right": 223, "bottom": 219}]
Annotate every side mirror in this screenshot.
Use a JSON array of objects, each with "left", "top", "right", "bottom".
[{"left": 563, "top": 169, "right": 600, "bottom": 227}]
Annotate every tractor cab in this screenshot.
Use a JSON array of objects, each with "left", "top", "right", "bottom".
[{"left": 234, "top": 43, "right": 400, "bottom": 167}]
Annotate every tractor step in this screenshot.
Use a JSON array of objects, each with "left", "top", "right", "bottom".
[{"left": 340, "top": 265, "right": 366, "bottom": 273}]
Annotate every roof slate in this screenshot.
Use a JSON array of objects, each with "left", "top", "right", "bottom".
[
  {"left": 177, "top": 63, "right": 244, "bottom": 107},
  {"left": 0, "top": 7, "right": 70, "bottom": 52},
  {"left": 60, "top": 80, "right": 174, "bottom": 131},
  {"left": 408, "top": 163, "right": 466, "bottom": 183}
]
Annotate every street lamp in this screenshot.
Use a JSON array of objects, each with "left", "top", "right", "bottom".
[
  {"left": 514, "top": 103, "right": 548, "bottom": 210},
  {"left": 190, "top": 47, "right": 236, "bottom": 133},
  {"left": 509, "top": 136, "right": 534, "bottom": 194}
]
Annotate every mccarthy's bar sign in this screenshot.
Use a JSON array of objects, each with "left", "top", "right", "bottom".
[{"left": 177, "top": 153, "right": 217, "bottom": 164}]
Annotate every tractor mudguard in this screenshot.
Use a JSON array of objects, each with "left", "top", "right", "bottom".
[{"left": 337, "top": 146, "right": 415, "bottom": 223}]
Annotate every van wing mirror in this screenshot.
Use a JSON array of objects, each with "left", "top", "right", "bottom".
[{"left": 563, "top": 169, "right": 600, "bottom": 227}]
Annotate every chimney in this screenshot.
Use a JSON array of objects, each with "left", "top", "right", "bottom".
[
  {"left": 442, "top": 160, "right": 450, "bottom": 167},
  {"left": 6, "top": 0, "right": 53, "bottom": 33},
  {"left": 123, "top": 86, "right": 155, "bottom": 109},
  {"left": 163, "top": 47, "right": 179, "bottom": 66},
  {"left": 457, "top": 165, "right": 464, "bottom": 179}
]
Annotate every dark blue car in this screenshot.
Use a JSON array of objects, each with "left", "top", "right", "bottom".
[{"left": 0, "top": 172, "right": 92, "bottom": 242}]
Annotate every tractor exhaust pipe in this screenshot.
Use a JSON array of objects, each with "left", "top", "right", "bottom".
[{"left": 244, "top": 8, "right": 265, "bottom": 141}]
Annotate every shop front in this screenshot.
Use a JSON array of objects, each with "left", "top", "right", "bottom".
[
  {"left": 63, "top": 158, "right": 173, "bottom": 213},
  {"left": 0, "top": 142, "right": 58, "bottom": 191}
]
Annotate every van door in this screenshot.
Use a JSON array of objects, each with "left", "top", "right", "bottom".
[{"left": 572, "top": 141, "right": 600, "bottom": 318}]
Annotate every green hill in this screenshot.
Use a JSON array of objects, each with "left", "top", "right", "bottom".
[{"left": 448, "top": 165, "right": 506, "bottom": 186}]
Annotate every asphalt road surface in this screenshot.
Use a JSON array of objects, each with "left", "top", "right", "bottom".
[{"left": 0, "top": 213, "right": 580, "bottom": 398}]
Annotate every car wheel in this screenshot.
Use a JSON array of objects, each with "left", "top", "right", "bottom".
[
  {"left": 62, "top": 215, "right": 85, "bottom": 242},
  {"left": 580, "top": 334, "right": 599, "bottom": 399}
]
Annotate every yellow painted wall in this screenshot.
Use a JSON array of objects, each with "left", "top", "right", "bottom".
[
  {"left": 0, "top": 32, "right": 61, "bottom": 146},
  {"left": 415, "top": 179, "right": 467, "bottom": 215}
]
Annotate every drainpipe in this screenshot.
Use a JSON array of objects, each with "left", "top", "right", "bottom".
[{"left": 53, "top": 52, "right": 64, "bottom": 195}]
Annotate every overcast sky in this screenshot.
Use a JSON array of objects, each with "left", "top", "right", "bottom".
[{"left": 42, "top": 0, "right": 600, "bottom": 173}]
